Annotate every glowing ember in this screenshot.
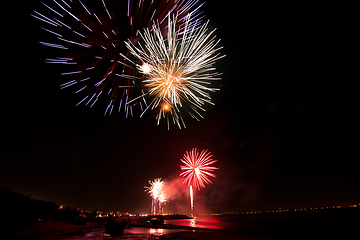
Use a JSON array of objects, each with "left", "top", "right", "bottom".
[{"left": 140, "top": 63, "right": 152, "bottom": 74}]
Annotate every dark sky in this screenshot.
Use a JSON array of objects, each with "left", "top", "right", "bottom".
[{"left": 1, "top": 1, "right": 359, "bottom": 214}]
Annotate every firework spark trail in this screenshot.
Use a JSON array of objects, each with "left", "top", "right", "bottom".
[
  {"left": 32, "top": 0, "right": 205, "bottom": 117},
  {"left": 189, "top": 185, "right": 194, "bottom": 216},
  {"left": 124, "top": 14, "right": 225, "bottom": 129},
  {"left": 180, "top": 148, "right": 218, "bottom": 217},
  {"left": 145, "top": 178, "right": 166, "bottom": 214}
]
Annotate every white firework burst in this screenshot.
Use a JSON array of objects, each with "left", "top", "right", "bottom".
[{"left": 122, "top": 14, "right": 225, "bottom": 129}]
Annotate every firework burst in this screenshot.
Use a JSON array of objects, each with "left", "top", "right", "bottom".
[
  {"left": 124, "top": 14, "right": 225, "bottom": 129},
  {"left": 180, "top": 148, "right": 218, "bottom": 216},
  {"left": 32, "top": 0, "right": 205, "bottom": 117},
  {"left": 180, "top": 148, "right": 218, "bottom": 189},
  {"left": 145, "top": 178, "right": 166, "bottom": 214}
]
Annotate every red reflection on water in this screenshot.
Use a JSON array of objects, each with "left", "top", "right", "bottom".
[
  {"left": 194, "top": 217, "right": 222, "bottom": 229},
  {"left": 165, "top": 217, "right": 223, "bottom": 230}
]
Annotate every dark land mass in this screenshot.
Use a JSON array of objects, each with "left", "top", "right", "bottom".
[{"left": 1, "top": 186, "right": 359, "bottom": 239}]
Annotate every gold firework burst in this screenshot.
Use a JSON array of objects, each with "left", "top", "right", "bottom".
[{"left": 122, "top": 14, "right": 225, "bottom": 129}]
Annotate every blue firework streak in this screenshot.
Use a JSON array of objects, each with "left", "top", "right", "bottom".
[{"left": 32, "top": 0, "right": 205, "bottom": 117}]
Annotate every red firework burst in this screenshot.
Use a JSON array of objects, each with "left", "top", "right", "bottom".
[{"left": 180, "top": 148, "right": 218, "bottom": 190}]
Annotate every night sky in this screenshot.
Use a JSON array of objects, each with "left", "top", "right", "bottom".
[{"left": 1, "top": 1, "right": 359, "bottom": 214}]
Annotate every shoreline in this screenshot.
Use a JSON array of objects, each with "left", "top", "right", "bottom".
[
  {"left": 1, "top": 214, "right": 357, "bottom": 240},
  {"left": 0, "top": 220, "right": 247, "bottom": 240}
]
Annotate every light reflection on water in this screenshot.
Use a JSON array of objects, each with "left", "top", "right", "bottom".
[
  {"left": 165, "top": 217, "right": 224, "bottom": 230},
  {"left": 55, "top": 217, "right": 235, "bottom": 239},
  {"left": 126, "top": 227, "right": 186, "bottom": 235},
  {"left": 84, "top": 227, "right": 187, "bottom": 238}
]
